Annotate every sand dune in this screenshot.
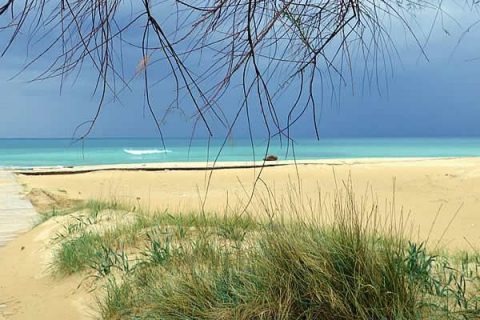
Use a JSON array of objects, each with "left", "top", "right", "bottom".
[
  {"left": 1, "top": 157, "right": 480, "bottom": 318},
  {"left": 0, "top": 218, "right": 93, "bottom": 319}
]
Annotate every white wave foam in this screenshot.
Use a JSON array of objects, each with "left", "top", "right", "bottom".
[{"left": 123, "top": 149, "right": 172, "bottom": 155}]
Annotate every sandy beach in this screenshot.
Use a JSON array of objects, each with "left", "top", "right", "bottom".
[
  {"left": 1, "top": 157, "right": 480, "bottom": 319},
  {"left": 16, "top": 157, "right": 480, "bottom": 251}
]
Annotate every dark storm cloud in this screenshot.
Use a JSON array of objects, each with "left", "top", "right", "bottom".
[{"left": 0, "top": 3, "right": 479, "bottom": 138}]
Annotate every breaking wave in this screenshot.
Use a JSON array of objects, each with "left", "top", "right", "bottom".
[{"left": 123, "top": 149, "right": 172, "bottom": 155}]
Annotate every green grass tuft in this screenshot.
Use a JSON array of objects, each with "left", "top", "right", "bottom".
[
  {"left": 50, "top": 190, "right": 480, "bottom": 319},
  {"left": 54, "top": 232, "right": 103, "bottom": 275}
]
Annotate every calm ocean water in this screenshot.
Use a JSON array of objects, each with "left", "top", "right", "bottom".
[{"left": 0, "top": 138, "right": 480, "bottom": 168}]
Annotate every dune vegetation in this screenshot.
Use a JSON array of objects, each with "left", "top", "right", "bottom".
[{"left": 43, "top": 186, "right": 480, "bottom": 320}]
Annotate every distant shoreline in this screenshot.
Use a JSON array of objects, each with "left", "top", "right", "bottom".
[{"left": 10, "top": 156, "right": 476, "bottom": 176}]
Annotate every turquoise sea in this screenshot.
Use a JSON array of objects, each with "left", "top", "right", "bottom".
[{"left": 1, "top": 138, "right": 480, "bottom": 168}]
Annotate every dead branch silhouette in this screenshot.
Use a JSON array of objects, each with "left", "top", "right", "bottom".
[{"left": 0, "top": 0, "right": 454, "bottom": 210}]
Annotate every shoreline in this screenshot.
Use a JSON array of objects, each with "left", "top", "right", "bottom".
[{"left": 9, "top": 156, "right": 477, "bottom": 175}]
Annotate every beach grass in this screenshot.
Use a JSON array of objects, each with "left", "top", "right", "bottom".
[{"left": 49, "top": 188, "right": 480, "bottom": 319}]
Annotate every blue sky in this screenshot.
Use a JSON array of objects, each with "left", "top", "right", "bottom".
[{"left": 0, "top": 3, "right": 479, "bottom": 139}]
